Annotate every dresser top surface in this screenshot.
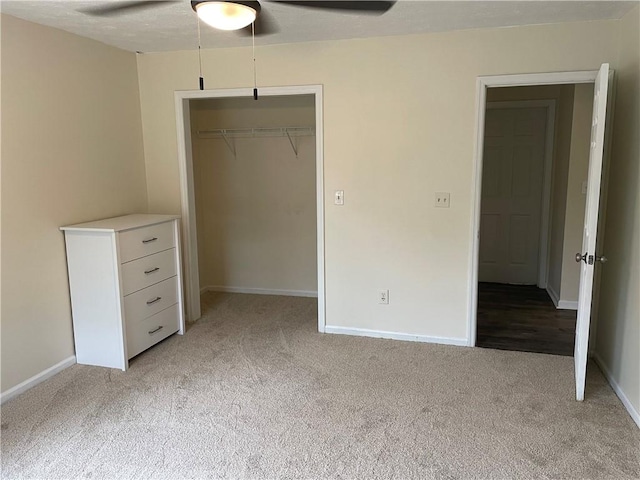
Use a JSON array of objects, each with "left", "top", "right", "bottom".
[{"left": 60, "top": 214, "right": 180, "bottom": 233}]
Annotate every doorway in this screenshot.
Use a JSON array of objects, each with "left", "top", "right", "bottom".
[
  {"left": 476, "top": 87, "right": 594, "bottom": 356},
  {"left": 174, "top": 86, "right": 325, "bottom": 332},
  {"left": 468, "top": 67, "right": 613, "bottom": 401}
]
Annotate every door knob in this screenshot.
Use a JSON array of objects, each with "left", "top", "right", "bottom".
[{"left": 575, "top": 252, "right": 607, "bottom": 265}]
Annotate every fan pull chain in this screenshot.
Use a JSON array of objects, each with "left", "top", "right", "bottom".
[
  {"left": 252, "top": 22, "right": 258, "bottom": 100},
  {"left": 197, "top": 15, "right": 204, "bottom": 90}
]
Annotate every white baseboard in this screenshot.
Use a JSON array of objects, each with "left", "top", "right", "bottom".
[
  {"left": 324, "top": 325, "right": 468, "bottom": 347},
  {"left": 558, "top": 299, "right": 578, "bottom": 310},
  {"left": 546, "top": 286, "right": 578, "bottom": 310},
  {"left": 201, "top": 285, "right": 318, "bottom": 298},
  {"left": 0, "top": 356, "right": 76, "bottom": 405},
  {"left": 546, "top": 285, "right": 560, "bottom": 308},
  {"left": 592, "top": 352, "right": 640, "bottom": 428}
]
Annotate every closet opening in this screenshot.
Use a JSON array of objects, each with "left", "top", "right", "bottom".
[{"left": 175, "top": 86, "right": 325, "bottom": 332}]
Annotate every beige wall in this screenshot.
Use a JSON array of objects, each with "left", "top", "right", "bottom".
[
  {"left": 560, "top": 84, "right": 593, "bottom": 304},
  {"left": 138, "top": 20, "right": 617, "bottom": 340},
  {"left": 190, "top": 96, "right": 317, "bottom": 293},
  {"left": 0, "top": 15, "right": 148, "bottom": 393},
  {"left": 595, "top": 6, "right": 640, "bottom": 418},
  {"left": 547, "top": 86, "right": 577, "bottom": 301}
]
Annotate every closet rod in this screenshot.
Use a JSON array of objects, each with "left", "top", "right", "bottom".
[{"left": 196, "top": 126, "right": 315, "bottom": 139}]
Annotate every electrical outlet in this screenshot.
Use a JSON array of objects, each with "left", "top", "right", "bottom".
[
  {"left": 334, "top": 190, "right": 344, "bottom": 206},
  {"left": 435, "top": 192, "right": 450, "bottom": 208},
  {"left": 378, "top": 289, "right": 389, "bottom": 305}
]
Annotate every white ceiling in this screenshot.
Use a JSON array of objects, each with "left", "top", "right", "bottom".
[{"left": 1, "top": 1, "right": 637, "bottom": 53}]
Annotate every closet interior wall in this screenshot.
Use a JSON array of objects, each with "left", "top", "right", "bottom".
[{"left": 190, "top": 95, "right": 317, "bottom": 297}]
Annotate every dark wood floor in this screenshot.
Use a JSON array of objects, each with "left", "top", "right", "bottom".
[{"left": 476, "top": 282, "right": 577, "bottom": 356}]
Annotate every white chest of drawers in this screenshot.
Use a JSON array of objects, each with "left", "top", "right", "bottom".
[{"left": 61, "top": 214, "right": 185, "bottom": 370}]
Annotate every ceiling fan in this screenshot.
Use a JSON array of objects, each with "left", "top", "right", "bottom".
[
  {"left": 82, "top": 1, "right": 397, "bottom": 36},
  {"left": 82, "top": 1, "right": 396, "bottom": 94}
]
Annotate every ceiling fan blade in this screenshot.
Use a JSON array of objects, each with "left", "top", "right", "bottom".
[
  {"left": 237, "top": 9, "right": 279, "bottom": 36},
  {"left": 270, "top": 0, "right": 395, "bottom": 14},
  {"left": 80, "top": 1, "right": 179, "bottom": 17}
]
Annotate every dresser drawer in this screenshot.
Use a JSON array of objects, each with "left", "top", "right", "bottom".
[
  {"left": 126, "top": 304, "right": 180, "bottom": 359},
  {"left": 123, "top": 276, "right": 179, "bottom": 322},
  {"left": 119, "top": 221, "right": 176, "bottom": 263},
  {"left": 121, "top": 248, "right": 177, "bottom": 296}
]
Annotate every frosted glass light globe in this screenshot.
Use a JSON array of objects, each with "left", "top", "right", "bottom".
[{"left": 196, "top": 2, "right": 257, "bottom": 31}]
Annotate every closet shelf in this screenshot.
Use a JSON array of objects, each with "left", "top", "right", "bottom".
[
  {"left": 196, "top": 126, "right": 315, "bottom": 139},
  {"left": 196, "top": 127, "right": 315, "bottom": 157}
]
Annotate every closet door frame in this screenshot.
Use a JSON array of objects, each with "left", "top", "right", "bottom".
[{"left": 174, "top": 85, "right": 326, "bottom": 332}]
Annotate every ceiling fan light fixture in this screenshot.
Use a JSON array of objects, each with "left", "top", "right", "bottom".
[{"left": 195, "top": 1, "right": 257, "bottom": 31}]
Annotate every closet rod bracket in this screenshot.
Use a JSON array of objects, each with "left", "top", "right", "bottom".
[
  {"left": 220, "top": 131, "right": 236, "bottom": 157},
  {"left": 285, "top": 129, "right": 298, "bottom": 158}
]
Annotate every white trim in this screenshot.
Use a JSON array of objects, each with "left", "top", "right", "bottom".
[
  {"left": 468, "top": 70, "right": 599, "bottom": 347},
  {"left": 479, "top": 71, "right": 598, "bottom": 88},
  {"left": 546, "top": 286, "right": 577, "bottom": 310},
  {"left": 175, "top": 96, "right": 201, "bottom": 323},
  {"left": 314, "top": 87, "right": 326, "bottom": 333},
  {"left": 467, "top": 78, "right": 487, "bottom": 347},
  {"left": 324, "top": 325, "right": 468, "bottom": 347},
  {"left": 558, "top": 299, "right": 578, "bottom": 310},
  {"left": 0, "top": 356, "right": 76, "bottom": 405},
  {"left": 593, "top": 353, "right": 640, "bottom": 428},
  {"left": 174, "top": 85, "right": 326, "bottom": 333},
  {"left": 547, "top": 285, "right": 561, "bottom": 308},
  {"left": 486, "top": 100, "right": 556, "bottom": 290},
  {"left": 173, "top": 218, "right": 187, "bottom": 334},
  {"left": 201, "top": 285, "right": 318, "bottom": 298}
]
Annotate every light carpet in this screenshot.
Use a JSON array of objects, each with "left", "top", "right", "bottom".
[{"left": 1, "top": 292, "right": 639, "bottom": 479}]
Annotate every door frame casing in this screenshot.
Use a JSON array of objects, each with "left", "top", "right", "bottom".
[
  {"left": 467, "top": 71, "right": 598, "bottom": 347},
  {"left": 484, "top": 99, "right": 556, "bottom": 289},
  {"left": 174, "top": 85, "right": 326, "bottom": 333}
]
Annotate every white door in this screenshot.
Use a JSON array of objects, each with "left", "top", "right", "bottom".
[
  {"left": 479, "top": 106, "right": 547, "bottom": 284},
  {"left": 575, "top": 63, "right": 611, "bottom": 401}
]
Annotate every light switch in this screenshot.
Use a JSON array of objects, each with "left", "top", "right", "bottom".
[
  {"left": 581, "top": 181, "right": 588, "bottom": 195},
  {"left": 334, "top": 190, "right": 344, "bottom": 206}
]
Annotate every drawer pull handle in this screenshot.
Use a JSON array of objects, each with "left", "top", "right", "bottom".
[
  {"left": 142, "top": 237, "right": 158, "bottom": 244},
  {"left": 146, "top": 296, "right": 162, "bottom": 305},
  {"left": 144, "top": 267, "right": 160, "bottom": 275},
  {"left": 148, "top": 325, "right": 164, "bottom": 335}
]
